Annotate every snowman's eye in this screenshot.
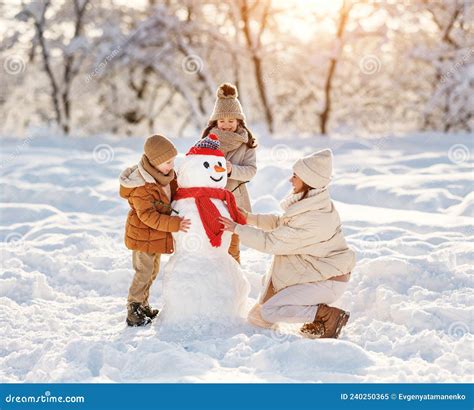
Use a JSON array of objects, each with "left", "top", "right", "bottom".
[
  {"left": 203, "top": 161, "right": 210, "bottom": 168},
  {"left": 218, "top": 161, "right": 222, "bottom": 167}
]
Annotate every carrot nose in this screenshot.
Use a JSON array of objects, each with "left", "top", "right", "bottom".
[{"left": 214, "top": 165, "right": 226, "bottom": 173}]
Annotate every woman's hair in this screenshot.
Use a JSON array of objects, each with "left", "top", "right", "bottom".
[
  {"left": 201, "top": 119, "right": 258, "bottom": 149},
  {"left": 299, "top": 181, "right": 314, "bottom": 201}
]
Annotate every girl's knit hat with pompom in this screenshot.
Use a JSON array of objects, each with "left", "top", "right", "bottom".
[{"left": 209, "top": 83, "right": 245, "bottom": 122}]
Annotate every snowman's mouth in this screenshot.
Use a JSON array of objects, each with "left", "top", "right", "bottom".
[{"left": 210, "top": 176, "right": 223, "bottom": 182}]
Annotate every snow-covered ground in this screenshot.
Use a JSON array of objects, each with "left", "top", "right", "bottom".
[{"left": 0, "top": 130, "right": 472, "bottom": 382}]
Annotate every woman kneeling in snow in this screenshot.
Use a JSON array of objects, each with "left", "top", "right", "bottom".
[{"left": 219, "top": 149, "right": 356, "bottom": 339}]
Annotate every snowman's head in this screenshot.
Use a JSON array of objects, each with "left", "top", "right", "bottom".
[{"left": 177, "top": 134, "right": 228, "bottom": 189}]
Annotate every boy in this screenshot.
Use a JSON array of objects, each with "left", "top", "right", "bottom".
[{"left": 119, "top": 134, "right": 191, "bottom": 326}]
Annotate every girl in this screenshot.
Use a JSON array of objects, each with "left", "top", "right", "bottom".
[
  {"left": 219, "top": 149, "right": 356, "bottom": 339},
  {"left": 202, "top": 83, "right": 257, "bottom": 264}
]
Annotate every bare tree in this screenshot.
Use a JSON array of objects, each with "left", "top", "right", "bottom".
[
  {"left": 418, "top": 0, "right": 472, "bottom": 132},
  {"left": 17, "top": 0, "right": 90, "bottom": 134},
  {"left": 3, "top": 0, "right": 472, "bottom": 136},
  {"left": 319, "top": 0, "right": 351, "bottom": 135},
  {"left": 237, "top": 0, "right": 274, "bottom": 132}
]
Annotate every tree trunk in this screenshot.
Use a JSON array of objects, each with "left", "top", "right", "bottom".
[
  {"left": 240, "top": 0, "right": 274, "bottom": 133},
  {"left": 31, "top": 2, "right": 64, "bottom": 131},
  {"left": 319, "top": 0, "right": 350, "bottom": 135},
  {"left": 61, "top": 0, "right": 89, "bottom": 134}
]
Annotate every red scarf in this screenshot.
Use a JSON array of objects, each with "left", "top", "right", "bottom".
[{"left": 174, "top": 187, "right": 247, "bottom": 247}]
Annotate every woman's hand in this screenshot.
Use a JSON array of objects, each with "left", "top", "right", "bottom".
[
  {"left": 219, "top": 216, "right": 237, "bottom": 232},
  {"left": 178, "top": 217, "right": 192, "bottom": 232},
  {"left": 237, "top": 206, "right": 248, "bottom": 218},
  {"left": 226, "top": 161, "right": 233, "bottom": 175}
]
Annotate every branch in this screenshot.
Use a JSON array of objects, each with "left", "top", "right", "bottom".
[{"left": 24, "top": 1, "right": 63, "bottom": 127}]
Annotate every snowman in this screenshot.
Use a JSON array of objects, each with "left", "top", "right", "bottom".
[{"left": 162, "top": 134, "right": 250, "bottom": 325}]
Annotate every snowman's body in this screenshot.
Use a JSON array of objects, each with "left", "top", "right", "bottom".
[{"left": 162, "top": 146, "right": 250, "bottom": 325}]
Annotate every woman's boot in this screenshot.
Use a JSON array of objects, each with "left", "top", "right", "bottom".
[{"left": 300, "top": 304, "right": 350, "bottom": 339}]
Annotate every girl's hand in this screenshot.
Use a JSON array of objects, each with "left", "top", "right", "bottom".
[
  {"left": 219, "top": 216, "right": 237, "bottom": 232},
  {"left": 226, "top": 161, "right": 233, "bottom": 174},
  {"left": 179, "top": 218, "right": 192, "bottom": 232}
]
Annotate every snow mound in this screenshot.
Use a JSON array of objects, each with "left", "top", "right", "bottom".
[{"left": 0, "top": 131, "right": 472, "bottom": 382}]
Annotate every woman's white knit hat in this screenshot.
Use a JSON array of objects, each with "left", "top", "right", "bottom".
[
  {"left": 209, "top": 83, "right": 246, "bottom": 122},
  {"left": 293, "top": 149, "right": 333, "bottom": 188}
]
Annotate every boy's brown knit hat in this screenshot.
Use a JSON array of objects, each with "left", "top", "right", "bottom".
[
  {"left": 209, "top": 83, "right": 246, "bottom": 122},
  {"left": 144, "top": 134, "right": 178, "bottom": 165}
]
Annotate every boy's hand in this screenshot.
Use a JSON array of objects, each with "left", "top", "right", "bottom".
[
  {"left": 226, "top": 162, "right": 233, "bottom": 174},
  {"left": 179, "top": 218, "right": 192, "bottom": 232}
]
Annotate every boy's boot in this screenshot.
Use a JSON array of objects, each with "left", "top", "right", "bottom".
[
  {"left": 126, "top": 302, "right": 151, "bottom": 327},
  {"left": 141, "top": 304, "right": 160, "bottom": 319}
]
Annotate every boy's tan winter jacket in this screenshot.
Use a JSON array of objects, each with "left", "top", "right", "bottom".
[{"left": 120, "top": 162, "right": 180, "bottom": 254}]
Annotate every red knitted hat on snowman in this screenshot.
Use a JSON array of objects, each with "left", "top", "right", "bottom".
[{"left": 186, "top": 133, "right": 225, "bottom": 157}]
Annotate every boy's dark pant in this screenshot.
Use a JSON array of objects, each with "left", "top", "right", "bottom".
[{"left": 128, "top": 251, "right": 161, "bottom": 306}]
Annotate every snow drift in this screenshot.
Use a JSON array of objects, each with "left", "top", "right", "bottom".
[{"left": 0, "top": 130, "right": 472, "bottom": 382}]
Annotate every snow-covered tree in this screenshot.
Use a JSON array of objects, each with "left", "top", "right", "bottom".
[{"left": 0, "top": 0, "right": 472, "bottom": 136}]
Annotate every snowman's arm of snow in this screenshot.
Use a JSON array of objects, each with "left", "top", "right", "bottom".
[
  {"left": 246, "top": 212, "right": 281, "bottom": 231},
  {"left": 131, "top": 194, "right": 181, "bottom": 232},
  {"left": 235, "top": 223, "right": 301, "bottom": 255},
  {"left": 228, "top": 148, "right": 257, "bottom": 182}
]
